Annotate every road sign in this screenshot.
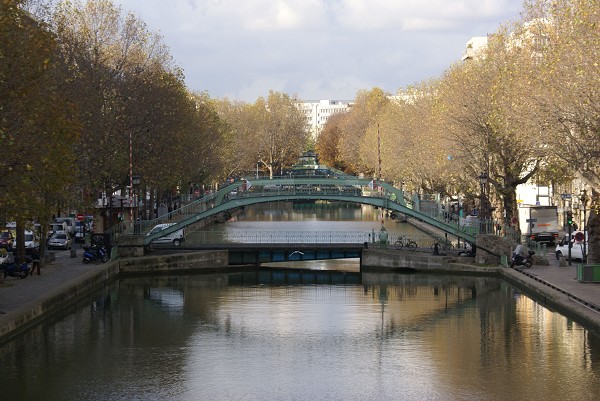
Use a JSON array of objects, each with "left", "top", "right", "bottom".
[
  {"left": 574, "top": 232, "right": 585, "bottom": 242},
  {"left": 76, "top": 213, "right": 85, "bottom": 221}
]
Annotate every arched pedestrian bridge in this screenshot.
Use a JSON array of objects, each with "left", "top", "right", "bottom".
[{"left": 109, "top": 177, "right": 514, "bottom": 252}]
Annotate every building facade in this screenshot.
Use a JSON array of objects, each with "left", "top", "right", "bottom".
[{"left": 296, "top": 99, "right": 354, "bottom": 139}]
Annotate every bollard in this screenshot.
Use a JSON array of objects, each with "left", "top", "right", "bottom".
[{"left": 70, "top": 249, "right": 77, "bottom": 258}]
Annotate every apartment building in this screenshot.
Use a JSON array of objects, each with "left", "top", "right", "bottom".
[{"left": 296, "top": 99, "right": 354, "bottom": 139}]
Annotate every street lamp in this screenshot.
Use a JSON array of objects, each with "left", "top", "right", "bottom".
[
  {"left": 580, "top": 189, "right": 589, "bottom": 261},
  {"left": 131, "top": 175, "right": 141, "bottom": 233},
  {"left": 478, "top": 172, "right": 489, "bottom": 233}
]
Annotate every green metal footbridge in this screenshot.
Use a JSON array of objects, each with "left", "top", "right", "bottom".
[{"left": 108, "top": 177, "right": 512, "bottom": 248}]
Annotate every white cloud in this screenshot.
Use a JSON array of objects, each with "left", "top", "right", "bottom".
[{"left": 113, "top": 0, "right": 524, "bottom": 101}]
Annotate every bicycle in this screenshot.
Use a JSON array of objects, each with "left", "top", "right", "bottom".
[
  {"left": 394, "top": 236, "right": 417, "bottom": 250},
  {"left": 431, "top": 241, "right": 454, "bottom": 254}
]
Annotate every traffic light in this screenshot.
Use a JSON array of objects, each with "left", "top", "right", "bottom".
[{"left": 566, "top": 211, "right": 573, "bottom": 225}]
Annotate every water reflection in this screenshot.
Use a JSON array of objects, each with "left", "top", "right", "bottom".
[
  {"left": 1, "top": 271, "right": 599, "bottom": 401},
  {"left": 2, "top": 203, "right": 600, "bottom": 400}
]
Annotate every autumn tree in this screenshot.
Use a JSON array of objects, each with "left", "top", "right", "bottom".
[
  {"left": 52, "top": 0, "right": 175, "bottom": 211},
  {"left": 214, "top": 98, "right": 265, "bottom": 178},
  {"left": 336, "top": 88, "right": 389, "bottom": 176},
  {"left": 437, "top": 27, "right": 567, "bottom": 226},
  {"left": 371, "top": 82, "right": 458, "bottom": 197},
  {"left": 520, "top": 0, "right": 600, "bottom": 261},
  {"left": 315, "top": 112, "right": 347, "bottom": 171},
  {"left": 1, "top": 0, "right": 79, "bottom": 260},
  {"left": 216, "top": 92, "right": 309, "bottom": 179},
  {"left": 256, "top": 91, "right": 310, "bottom": 178}
]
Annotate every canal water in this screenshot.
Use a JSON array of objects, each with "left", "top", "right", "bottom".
[{"left": 1, "top": 202, "right": 599, "bottom": 400}]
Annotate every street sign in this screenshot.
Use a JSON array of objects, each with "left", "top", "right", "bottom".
[
  {"left": 561, "top": 193, "right": 572, "bottom": 199},
  {"left": 76, "top": 213, "right": 85, "bottom": 221},
  {"left": 526, "top": 218, "right": 537, "bottom": 223}
]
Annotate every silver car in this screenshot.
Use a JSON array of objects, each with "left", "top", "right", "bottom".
[{"left": 48, "top": 233, "right": 72, "bottom": 250}]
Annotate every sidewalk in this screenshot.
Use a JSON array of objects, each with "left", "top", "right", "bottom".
[
  {"left": 503, "top": 247, "right": 600, "bottom": 330},
  {"left": 0, "top": 246, "right": 101, "bottom": 317}
]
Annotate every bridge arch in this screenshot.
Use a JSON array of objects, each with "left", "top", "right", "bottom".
[{"left": 109, "top": 177, "right": 490, "bottom": 248}]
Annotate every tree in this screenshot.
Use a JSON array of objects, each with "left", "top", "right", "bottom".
[
  {"left": 214, "top": 98, "right": 264, "bottom": 178},
  {"left": 437, "top": 27, "right": 563, "bottom": 226},
  {"left": 373, "top": 82, "right": 458, "bottom": 196},
  {"left": 257, "top": 91, "right": 310, "bottom": 178},
  {"left": 52, "top": 0, "right": 174, "bottom": 212},
  {"left": 315, "top": 113, "right": 347, "bottom": 171},
  {"left": 1, "top": 0, "right": 79, "bottom": 261},
  {"left": 520, "top": 0, "right": 600, "bottom": 261},
  {"left": 337, "top": 88, "right": 389, "bottom": 176}
]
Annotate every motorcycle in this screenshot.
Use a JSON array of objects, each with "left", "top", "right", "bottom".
[
  {"left": 1, "top": 261, "right": 31, "bottom": 279},
  {"left": 82, "top": 245, "right": 108, "bottom": 264},
  {"left": 510, "top": 250, "right": 535, "bottom": 268}
]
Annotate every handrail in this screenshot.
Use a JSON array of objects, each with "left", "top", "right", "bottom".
[{"left": 104, "top": 177, "right": 518, "bottom": 247}]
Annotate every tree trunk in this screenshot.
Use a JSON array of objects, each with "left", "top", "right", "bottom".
[{"left": 498, "top": 185, "right": 521, "bottom": 233}]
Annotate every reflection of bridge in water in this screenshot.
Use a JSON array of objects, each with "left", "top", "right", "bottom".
[{"left": 110, "top": 176, "right": 518, "bottom": 255}]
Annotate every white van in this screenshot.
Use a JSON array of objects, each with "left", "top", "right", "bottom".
[
  {"left": 54, "top": 217, "right": 76, "bottom": 237},
  {"left": 146, "top": 223, "right": 185, "bottom": 246},
  {"left": 555, "top": 231, "right": 586, "bottom": 261},
  {"left": 20, "top": 230, "right": 40, "bottom": 254},
  {"left": 47, "top": 221, "right": 68, "bottom": 238}
]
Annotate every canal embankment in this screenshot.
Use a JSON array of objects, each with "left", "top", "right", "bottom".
[
  {"left": 0, "top": 249, "right": 229, "bottom": 345},
  {"left": 363, "top": 247, "right": 600, "bottom": 332},
  {"left": 2, "top": 247, "right": 599, "bottom": 345}
]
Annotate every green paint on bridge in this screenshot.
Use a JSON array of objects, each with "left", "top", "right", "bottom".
[{"left": 109, "top": 176, "right": 485, "bottom": 247}]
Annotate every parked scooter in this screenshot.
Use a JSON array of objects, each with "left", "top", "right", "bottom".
[
  {"left": 1, "top": 260, "right": 31, "bottom": 279},
  {"left": 510, "top": 250, "right": 535, "bottom": 268},
  {"left": 82, "top": 245, "right": 108, "bottom": 264}
]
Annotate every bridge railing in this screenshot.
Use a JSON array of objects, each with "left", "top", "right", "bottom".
[
  {"left": 105, "top": 176, "right": 520, "bottom": 246},
  {"left": 106, "top": 188, "right": 227, "bottom": 242},
  {"left": 154, "top": 229, "right": 479, "bottom": 254},
  {"left": 185, "top": 230, "right": 373, "bottom": 245}
]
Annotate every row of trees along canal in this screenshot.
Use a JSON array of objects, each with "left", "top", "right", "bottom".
[
  {"left": 1, "top": 0, "right": 309, "bottom": 262},
  {"left": 315, "top": 0, "right": 600, "bottom": 263},
  {"left": 2, "top": 0, "right": 599, "bottom": 263}
]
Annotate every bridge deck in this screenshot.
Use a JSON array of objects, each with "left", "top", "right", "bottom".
[{"left": 108, "top": 176, "right": 518, "bottom": 249}]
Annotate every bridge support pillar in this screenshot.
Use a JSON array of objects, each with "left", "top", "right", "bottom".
[{"left": 117, "top": 235, "right": 145, "bottom": 258}]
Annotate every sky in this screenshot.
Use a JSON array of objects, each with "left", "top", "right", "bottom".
[{"left": 112, "top": 0, "right": 525, "bottom": 102}]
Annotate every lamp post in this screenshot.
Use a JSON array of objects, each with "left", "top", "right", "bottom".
[
  {"left": 132, "top": 175, "right": 141, "bottom": 233},
  {"left": 580, "top": 189, "right": 589, "bottom": 261},
  {"left": 478, "top": 172, "right": 489, "bottom": 233}
]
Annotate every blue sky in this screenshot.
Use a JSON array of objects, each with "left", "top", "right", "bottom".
[{"left": 113, "top": 0, "right": 524, "bottom": 102}]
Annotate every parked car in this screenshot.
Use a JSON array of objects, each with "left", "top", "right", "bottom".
[
  {"left": 48, "top": 233, "right": 72, "bottom": 250},
  {"left": 555, "top": 231, "right": 586, "bottom": 261},
  {"left": 47, "top": 221, "right": 68, "bottom": 240},
  {"left": 146, "top": 223, "right": 185, "bottom": 246},
  {"left": 0, "top": 231, "right": 15, "bottom": 250}
]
